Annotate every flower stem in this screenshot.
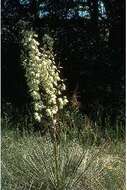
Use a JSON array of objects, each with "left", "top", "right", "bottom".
[{"left": 52, "top": 119, "right": 60, "bottom": 189}]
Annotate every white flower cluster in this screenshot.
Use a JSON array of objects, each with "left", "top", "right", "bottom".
[{"left": 22, "top": 31, "right": 68, "bottom": 122}]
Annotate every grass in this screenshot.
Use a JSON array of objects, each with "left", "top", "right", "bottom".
[
  {"left": 2, "top": 129, "right": 125, "bottom": 189},
  {"left": 1, "top": 105, "right": 125, "bottom": 190}
]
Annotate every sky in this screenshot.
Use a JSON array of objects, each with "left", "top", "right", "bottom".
[{"left": 20, "top": 0, "right": 107, "bottom": 20}]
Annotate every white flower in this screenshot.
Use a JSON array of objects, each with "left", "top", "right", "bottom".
[
  {"left": 54, "top": 73, "right": 60, "bottom": 81},
  {"left": 53, "top": 119, "right": 57, "bottom": 124},
  {"left": 50, "top": 70, "right": 55, "bottom": 75},
  {"left": 28, "top": 36, "right": 32, "bottom": 42},
  {"left": 49, "top": 83, "right": 54, "bottom": 89},
  {"left": 46, "top": 89, "right": 52, "bottom": 94},
  {"left": 52, "top": 106, "right": 58, "bottom": 114},
  {"left": 61, "top": 84, "right": 66, "bottom": 91},
  {"left": 33, "top": 39, "right": 39, "bottom": 46},
  {"left": 31, "top": 79, "right": 40, "bottom": 85},
  {"left": 35, "top": 56, "right": 41, "bottom": 61},
  {"left": 51, "top": 94, "right": 56, "bottom": 99},
  {"left": 49, "top": 76, "right": 54, "bottom": 82},
  {"left": 52, "top": 109, "right": 57, "bottom": 115},
  {"left": 34, "top": 112, "right": 41, "bottom": 122},
  {"left": 47, "top": 59, "right": 52, "bottom": 64},
  {"left": 58, "top": 98, "right": 63, "bottom": 105},
  {"left": 59, "top": 104, "right": 64, "bottom": 109},
  {"left": 36, "top": 80, "right": 40, "bottom": 85},
  {"left": 63, "top": 97, "right": 68, "bottom": 104},
  {"left": 31, "top": 91, "right": 40, "bottom": 100},
  {"left": 52, "top": 65, "right": 57, "bottom": 70},
  {"left": 46, "top": 109, "right": 52, "bottom": 117},
  {"left": 38, "top": 52, "right": 42, "bottom": 56},
  {"left": 23, "top": 31, "right": 69, "bottom": 121},
  {"left": 31, "top": 45, "right": 36, "bottom": 50},
  {"left": 58, "top": 90, "right": 61, "bottom": 95},
  {"left": 50, "top": 97, "right": 56, "bottom": 104},
  {"left": 53, "top": 81, "right": 57, "bottom": 86},
  {"left": 32, "top": 91, "right": 38, "bottom": 96},
  {"left": 33, "top": 34, "right": 38, "bottom": 38},
  {"left": 35, "top": 73, "right": 40, "bottom": 78},
  {"left": 57, "top": 76, "right": 61, "bottom": 81},
  {"left": 38, "top": 64, "right": 43, "bottom": 69},
  {"left": 31, "top": 71, "right": 35, "bottom": 76},
  {"left": 34, "top": 103, "right": 42, "bottom": 111}
]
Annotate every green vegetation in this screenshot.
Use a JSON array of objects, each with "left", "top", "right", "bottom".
[
  {"left": 2, "top": 1, "right": 125, "bottom": 189},
  {"left": 2, "top": 112, "right": 125, "bottom": 190}
]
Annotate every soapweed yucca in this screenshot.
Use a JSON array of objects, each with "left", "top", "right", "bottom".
[{"left": 2, "top": 132, "right": 125, "bottom": 190}]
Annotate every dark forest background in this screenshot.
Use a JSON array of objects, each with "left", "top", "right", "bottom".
[{"left": 2, "top": 0, "right": 125, "bottom": 128}]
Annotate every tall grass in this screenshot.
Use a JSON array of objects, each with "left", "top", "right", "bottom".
[
  {"left": 1, "top": 105, "right": 125, "bottom": 190},
  {"left": 2, "top": 127, "right": 125, "bottom": 190},
  {"left": 2, "top": 102, "right": 125, "bottom": 142}
]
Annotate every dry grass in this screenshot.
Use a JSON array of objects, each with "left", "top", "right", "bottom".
[{"left": 2, "top": 127, "right": 125, "bottom": 190}]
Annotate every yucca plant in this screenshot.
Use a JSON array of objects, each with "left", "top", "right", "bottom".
[{"left": 2, "top": 130, "right": 125, "bottom": 190}]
